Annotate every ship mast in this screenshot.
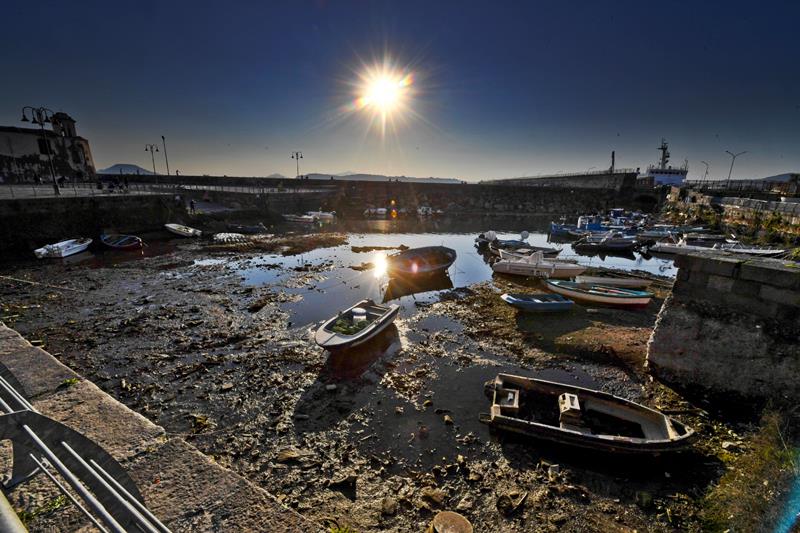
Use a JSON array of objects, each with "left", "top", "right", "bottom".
[{"left": 658, "top": 138, "right": 670, "bottom": 170}]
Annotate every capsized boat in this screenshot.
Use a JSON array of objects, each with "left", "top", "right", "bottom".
[
  {"left": 575, "top": 275, "right": 653, "bottom": 289},
  {"left": 545, "top": 280, "right": 653, "bottom": 308},
  {"left": 481, "top": 373, "right": 697, "bottom": 454},
  {"left": 315, "top": 299, "right": 400, "bottom": 350},
  {"left": 500, "top": 293, "right": 574, "bottom": 313},
  {"left": 165, "top": 223, "right": 202, "bottom": 237},
  {"left": 34, "top": 238, "right": 92, "bottom": 259},
  {"left": 100, "top": 234, "right": 143, "bottom": 250},
  {"left": 491, "top": 252, "right": 586, "bottom": 279},
  {"left": 386, "top": 246, "right": 457, "bottom": 277}
]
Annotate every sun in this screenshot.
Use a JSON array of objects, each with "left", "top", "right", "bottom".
[{"left": 351, "top": 59, "right": 415, "bottom": 136}]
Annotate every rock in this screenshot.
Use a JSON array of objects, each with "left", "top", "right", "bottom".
[
  {"left": 395, "top": 406, "right": 404, "bottom": 415},
  {"left": 548, "top": 464, "right": 560, "bottom": 482},
  {"left": 220, "top": 382, "right": 234, "bottom": 391},
  {"left": 421, "top": 487, "right": 447, "bottom": 505},
  {"left": 455, "top": 495, "right": 474, "bottom": 511},
  {"left": 496, "top": 491, "right": 527, "bottom": 516},
  {"left": 381, "top": 496, "right": 398, "bottom": 516},
  {"left": 443, "top": 415, "right": 454, "bottom": 425},
  {"left": 549, "top": 512, "right": 568, "bottom": 525},
  {"left": 325, "top": 384, "right": 337, "bottom": 392},
  {"left": 427, "top": 511, "right": 473, "bottom": 533},
  {"left": 467, "top": 471, "right": 483, "bottom": 482},
  {"left": 276, "top": 448, "right": 303, "bottom": 463},
  {"left": 635, "top": 490, "right": 652, "bottom": 509}
]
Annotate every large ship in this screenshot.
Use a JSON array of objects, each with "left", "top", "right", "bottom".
[{"left": 643, "top": 139, "right": 688, "bottom": 186}]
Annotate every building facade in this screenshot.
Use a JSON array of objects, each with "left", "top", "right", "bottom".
[{"left": 0, "top": 112, "right": 96, "bottom": 183}]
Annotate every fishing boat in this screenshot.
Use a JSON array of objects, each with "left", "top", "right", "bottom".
[
  {"left": 500, "top": 293, "right": 574, "bottom": 313},
  {"left": 315, "top": 299, "right": 400, "bottom": 350},
  {"left": 386, "top": 246, "right": 457, "bottom": 277},
  {"left": 481, "top": 373, "right": 697, "bottom": 454},
  {"left": 545, "top": 280, "right": 653, "bottom": 308},
  {"left": 649, "top": 240, "right": 786, "bottom": 257},
  {"left": 34, "top": 238, "right": 92, "bottom": 259},
  {"left": 100, "top": 234, "right": 142, "bottom": 250},
  {"left": 165, "top": 223, "right": 202, "bottom": 237},
  {"left": 491, "top": 252, "right": 586, "bottom": 279},
  {"left": 575, "top": 275, "right": 653, "bottom": 289}
]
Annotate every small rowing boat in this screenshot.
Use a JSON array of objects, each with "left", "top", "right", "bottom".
[
  {"left": 574, "top": 275, "right": 653, "bottom": 289},
  {"left": 34, "top": 238, "right": 92, "bottom": 259},
  {"left": 500, "top": 293, "right": 574, "bottom": 313},
  {"left": 497, "top": 246, "right": 560, "bottom": 259},
  {"left": 481, "top": 373, "right": 697, "bottom": 454},
  {"left": 315, "top": 299, "right": 400, "bottom": 350},
  {"left": 100, "top": 234, "right": 142, "bottom": 250},
  {"left": 545, "top": 280, "right": 653, "bottom": 308},
  {"left": 386, "top": 246, "right": 457, "bottom": 277},
  {"left": 307, "top": 210, "right": 336, "bottom": 220},
  {"left": 165, "top": 223, "right": 202, "bottom": 237},
  {"left": 284, "top": 214, "right": 318, "bottom": 224}
]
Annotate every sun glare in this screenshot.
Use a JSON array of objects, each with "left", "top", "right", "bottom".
[
  {"left": 372, "top": 253, "right": 388, "bottom": 278},
  {"left": 350, "top": 59, "right": 415, "bottom": 137}
]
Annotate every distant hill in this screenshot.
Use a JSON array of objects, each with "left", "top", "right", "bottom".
[
  {"left": 98, "top": 163, "right": 154, "bottom": 175},
  {"left": 266, "top": 173, "right": 288, "bottom": 179},
  {"left": 304, "top": 172, "right": 462, "bottom": 184}
]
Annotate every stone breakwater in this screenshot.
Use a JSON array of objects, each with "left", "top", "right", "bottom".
[
  {"left": 0, "top": 323, "right": 319, "bottom": 532},
  {"left": 647, "top": 252, "right": 800, "bottom": 403}
]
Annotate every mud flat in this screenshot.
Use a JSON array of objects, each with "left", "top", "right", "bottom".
[{"left": 0, "top": 232, "right": 785, "bottom": 532}]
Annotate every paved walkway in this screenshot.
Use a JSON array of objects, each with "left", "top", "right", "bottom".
[{"left": 0, "top": 324, "right": 319, "bottom": 532}]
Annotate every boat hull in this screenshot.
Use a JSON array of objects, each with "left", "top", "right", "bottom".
[
  {"left": 34, "top": 238, "right": 92, "bottom": 259},
  {"left": 492, "top": 260, "right": 586, "bottom": 279},
  {"left": 165, "top": 224, "right": 202, "bottom": 237},
  {"left": 481, "top": 374, "right": 697, "bottom": 454},
  {"left": 386, "top": 246, "right": 457, "bottom": 277},
  {"left": 315, "top": 299, "right": 400, "bottom": 350},
  {"left": 500, "top": 293, "right": 574, "bottom": 313},
  {"left": 546, "top": 280, "right": 653, "bottom": 308},
  {"left": 100, "top": 234, "right": 143, "bottom": 250},
  {"left": 574, "top": 276, "right": 652, "bottom": 289}
]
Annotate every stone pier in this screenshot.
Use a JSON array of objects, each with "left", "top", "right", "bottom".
[
  {"left": 0, "top": 324, "right": 319, "bottom": 532},
  {"left": 647, "top": 252, "right": 800, "bottom": 403}
]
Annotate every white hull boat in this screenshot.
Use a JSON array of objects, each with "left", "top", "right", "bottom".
[
  {"left": 492, "top": 252, "right": 586, "bottom": 279},
  {"left": 315, "top": 299, "right": 400, "bottom": 350},
  {"left": 165, "top": 223, "right": 202, "bottom": 237},
  {"left": 650, "top": 242, "right": 786, "bottom": 257},
  {"left": 546, "top": 280, "right": 653, "bottom": 308},
  {"left": 34, "top": 238, "right": 92, "bottom": 259},
  {"left": 307, "top": 210, "right": 336, "bottom": 220}
]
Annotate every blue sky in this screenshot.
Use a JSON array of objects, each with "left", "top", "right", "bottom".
[{"left": 1, "top": 0, "right": 798, "bottom": 180}]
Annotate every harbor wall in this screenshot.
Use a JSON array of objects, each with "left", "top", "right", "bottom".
[{"left": 646, "top": 252, "right": 800, "bottom": 403}]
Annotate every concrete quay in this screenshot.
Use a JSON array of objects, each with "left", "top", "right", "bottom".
[{"left": 0, "top": 323, "right": 319, "bottom": 532}]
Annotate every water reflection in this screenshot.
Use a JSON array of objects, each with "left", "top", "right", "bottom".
[
  {"left": 383, "top": 272, "right": 454, "bottom": 302},
  {"left": 323, "top": 324, "right": 401, "bottom": 380}
]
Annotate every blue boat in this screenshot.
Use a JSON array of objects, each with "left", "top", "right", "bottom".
[{"left": 500, "top": 293, "right": 574, "bottom": 313}]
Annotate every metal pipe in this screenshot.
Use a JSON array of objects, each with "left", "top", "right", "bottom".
[
  {"left": 29, "top": 454, "right": 110, "bottom": 533},
  {"left": 21, "top": 426, "right": 126, "bottom": 533}
]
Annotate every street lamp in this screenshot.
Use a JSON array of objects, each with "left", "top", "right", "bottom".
[
  {"left": 145, "top": 144, "right": 159, "bottom": 184},
  {"left": 21, "top": 106, "right": 59, "bottom": 195},
  {"left": 290, "top": 151, "right": 303, "bottom": 179},
  {"left": 725, "top": 150, "right": 746, "bottom": 189},
  {"left": 161, "top": 135, "right": 170, "bottom": 177}
]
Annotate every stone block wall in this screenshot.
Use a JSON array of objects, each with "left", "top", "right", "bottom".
[{"left": 647, "top": 252, "right": 800, "bottom": 402}]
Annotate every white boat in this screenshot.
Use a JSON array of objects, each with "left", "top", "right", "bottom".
[
  {"left": 491, "top": 252, "right": 586, "bottom": 279},
  {"left": 34, "top": 238, "right": 92, "bottom": 259},
  {"left": 498, "top": 247, "right": 561, "bottom": 260},
  {"left": 315, "top": 299, "right": 400, "bottom": 350},
  {"left": 650, "top": 241, "right": 786, "bottom": 257},
  {"left": 575, "top": 275, "right": 653, "bottom": 289},
  {"left": 165, "top": 223, "right": 202, "bottom": 237},
  {"left": 307, "top": 210, "right": 335, "bottom": 220},
  {"left": 545, "top": 280, "right": 653, "bottom": 308},
  {"left": 284, "top": 214, "right": 318, "bottom": 224}
]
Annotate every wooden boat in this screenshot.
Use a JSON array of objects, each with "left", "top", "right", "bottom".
[
  {"left": 575, "top": 275, "right": 652, "bottom": 289},
  {"left": 386, "top": 246, "right": 457, "bottom": 277},
  {"left": 492, "top": 252, "right": 586, "bottom": 279},
  {"left": 315, "top": 299, "right": 400, "bottom": 350},
  {"left": 500, "top": 293, "right": 574, "bottom": 313},
  {"left": 165, "top": 223, "right": 202, "bottom": 237},
  {"left": 545, "top": 280, "right": 653, "bottom": 308},
  {"left": 100, "top": 234, "right": 142, "bottom": 250},
  {"left": 34, "top": 238, "right": 92, "bottom": 259},
  {"left": 481, "top": 373, "right": 697, "bottom": 454}
]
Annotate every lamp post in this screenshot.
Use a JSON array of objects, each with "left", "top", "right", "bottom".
[
  {"left": 145, "top": 144, "right": 159, "bottom": 185},
  {"left": 21, "top": 106, "right": 59, "bottom": 195},
  {"left": 161, "top": 135, "right": 170, "bottom": 177},
  {"left": 725, "top": 150, "right": 746, "bottom": 189},
  {"left": 290, "top": 151, "right": 303, "bottom": 178}
]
